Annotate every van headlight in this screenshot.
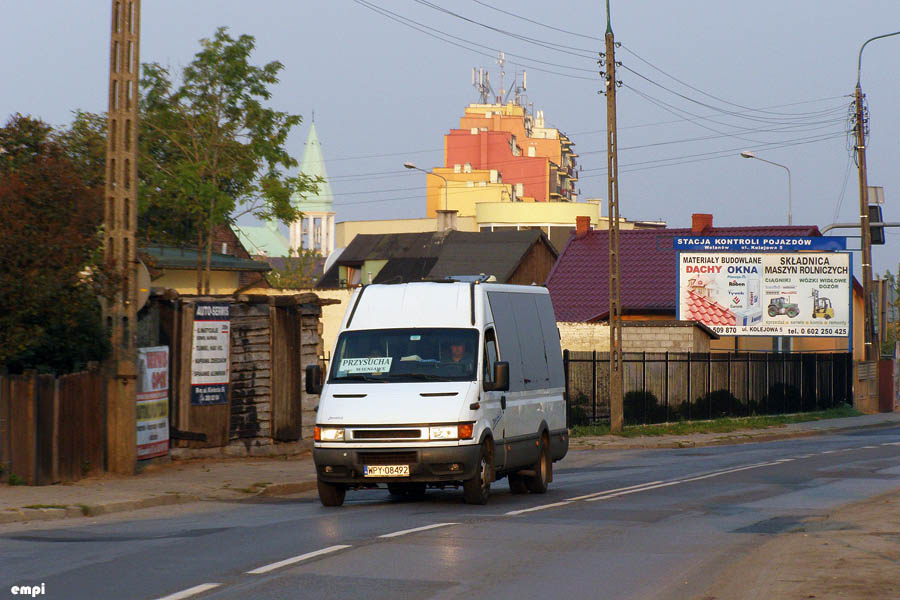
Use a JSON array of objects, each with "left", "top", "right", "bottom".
[
  {"left": 315, "top": 426, "right": 345, "bottom": 442},
  {"left": 429, "top": 426, "right": 458, "bottom": 440}
]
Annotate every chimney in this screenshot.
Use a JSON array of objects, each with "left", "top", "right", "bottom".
[
  {"left": 692, "top": 213, "right": 713, "bottom": 234},
  {"left": 575, "top": 215, "right": 591, "bottom": 238},
  {"left": 436, "top": 209, "right": 458, "bottom": 232}
]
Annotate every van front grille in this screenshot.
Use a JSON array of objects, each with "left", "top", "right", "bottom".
[
  {"left": 353, "top": 429, "right": 421, "bottom": 439},
  {"left": 357, "top": 451, "right": 418, "bottom": 465}
]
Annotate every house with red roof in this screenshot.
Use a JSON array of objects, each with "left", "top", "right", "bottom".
[{"left": 546, "top": 213, "right": 863, "bottom": 356}]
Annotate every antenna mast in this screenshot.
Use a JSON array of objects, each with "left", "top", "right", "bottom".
[{"left": 497, "top": 51, "right": 506, "bottom": 103}]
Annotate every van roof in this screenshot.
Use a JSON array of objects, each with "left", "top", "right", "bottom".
[{"left": 343, "top": 282, "right": 548, "bottom": 330}]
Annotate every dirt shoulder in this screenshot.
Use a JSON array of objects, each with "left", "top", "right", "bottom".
[{"left": 695, "top": 488, "right": 900, "bottom": 600}]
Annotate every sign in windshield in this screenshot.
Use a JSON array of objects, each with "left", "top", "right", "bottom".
[{"left": 330, "top": 328, "right": 479, "bottom": 383}]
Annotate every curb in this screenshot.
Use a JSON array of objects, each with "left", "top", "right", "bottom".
[
  {"left": 0, "top": 493, "right": 200, "bottom": 525},
  {"left": 569, "top": 418, "right": 899, "bottom": 451},
  {"left": 256, "top": 481, "right": 318, "bottom": 497}
]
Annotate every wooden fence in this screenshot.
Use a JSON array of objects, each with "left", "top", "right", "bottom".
[{"left": 0, "top": 366, "right": 104, "bottom": 485}]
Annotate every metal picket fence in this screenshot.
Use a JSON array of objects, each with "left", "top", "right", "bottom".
[{"left": 564, "top": 350, "right": 853, "bottom": 427}]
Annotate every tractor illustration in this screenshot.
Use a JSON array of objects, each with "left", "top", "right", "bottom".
[
  {"left": 811, "top": 289, "right": 834, "bottom": 319},
  {"left": 767, "top": 297, "right": 799, "bottom": 318}
]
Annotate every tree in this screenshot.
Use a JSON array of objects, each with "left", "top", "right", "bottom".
[
  {"left": 0, "top": 115, "right": 110, "bottom": 374},
  {"left": 140, "top": 27, "right": 319, "bottom": 294},
  {"left": 265, "top": 248, "right": 324, "bottom": 289},
  {"left": 879, "top": 269, "right": 899, "bottom": 356}
]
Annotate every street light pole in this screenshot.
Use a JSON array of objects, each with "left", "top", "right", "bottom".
[
  {"left": 854, "top": 31, "right": 900, "bottom": 361},
  {"left": 740, "top": 151, "right": 792, "bottom": 226},
  {"left": 404, "top": 162, "right": 448, "bottom": 213}
]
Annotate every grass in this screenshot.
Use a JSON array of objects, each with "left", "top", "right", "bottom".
[
  {"left": 570, "top": 405, "right": 862, "bottom": 438},
  {"left": 23, "top": 504, "right": 66, "bottom": 509}
]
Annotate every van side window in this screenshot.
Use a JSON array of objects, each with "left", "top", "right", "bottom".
[{"left": 483, "top": 328, "right": 498, "bottom": 384}]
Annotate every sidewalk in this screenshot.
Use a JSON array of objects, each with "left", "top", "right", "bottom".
[{"left": 2, "top": 412, "right": 898, "bottom": 525}]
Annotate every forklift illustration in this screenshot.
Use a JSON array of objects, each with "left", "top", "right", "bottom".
[
  {"left": 811, "top": 289, "right": 834, "bottom": 319},
  {"left": 768, "top": 297, "right": 799, "bottom": 318}
]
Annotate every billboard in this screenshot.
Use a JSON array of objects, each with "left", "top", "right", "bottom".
[
  {"left": 137, "top": 346, "right": 169, "bottom": 459},
  {"left": 673, "top": 236, "right": 847, "bottom": 252},
  {"left": 678, "top": 252, "right": 851, "bottom": 337},
  {"left": 191, "top": 302, "right": 230, "bottom": 405}
]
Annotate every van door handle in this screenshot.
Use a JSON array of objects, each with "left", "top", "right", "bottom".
[{"left": 500, "top": 396, "right": 507, "bottom": 411}]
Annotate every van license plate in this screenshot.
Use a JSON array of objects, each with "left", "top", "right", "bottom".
[{"left": 364, "top": 465, "right": 410, "bottom": 477}]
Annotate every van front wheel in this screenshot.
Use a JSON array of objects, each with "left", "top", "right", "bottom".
[
  {"left": 463, "top": 442, "right": 492, "bottom": 505},
  {"left": 317, "top": 479, "right": 346, "bottom": 507},
  {"left": 525, "top": 436, "right": 551, "bottom": 494}
]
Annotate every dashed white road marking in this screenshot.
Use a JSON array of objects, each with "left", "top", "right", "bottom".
[
  {"left": 155, "top": 583, "right": 221, "bottom": 600},
  {"left": 247, "top": 545, "right": 351, "bottom": 574},
  {"left": 505, "top": 501, "right": 572, "bottom": 516},
  {"left": 821, "top": 450, "right": 837, "bottom": 454},
  {"left": 585, "top": 480, "right": 682, "bottom": 501},
  {"left": 680, "top": 461, "right": 780, "bottom": 483},
  {"left": 379, "top": 523, "right": 458, "bottom": 538},
  {"left": 566, "top": 481, "right": 664, "bottom": 502},
  {"left": 862, "top": 445, "right": 878, "bottom": 449},
  {"left": 882, "top": 441, "right": 900, "bottom": 446},
  {"left": 775, "top": 458, "right": 796, "bottom": 463}
]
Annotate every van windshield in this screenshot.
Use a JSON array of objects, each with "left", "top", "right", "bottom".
[{"left": 329, "top": 328, "right": 479, "bottom": 383}]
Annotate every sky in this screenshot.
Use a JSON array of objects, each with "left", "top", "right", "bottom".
[{"left": 2, "top": 1, "right": 899, "bottom": 275}]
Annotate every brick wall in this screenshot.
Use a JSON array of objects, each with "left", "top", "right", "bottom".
[{"left": 559, "top": 321, "right": 714, "bottom": 353}]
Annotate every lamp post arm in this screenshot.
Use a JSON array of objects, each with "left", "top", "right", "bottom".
[
  {"left": 858, "top": 31, "right": 900, "bottom": 87},
  {"left": 752, "top": 156, "right": 792, "bottom": 226}
]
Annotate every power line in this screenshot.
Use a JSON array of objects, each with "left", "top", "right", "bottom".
[
  {"left": 352, "top": 0, "right": 599, "bottom": 79},
  {"left": 327, "top": 129, "right": 846, "bottom": 206},
  {"left": 618, "top": 44, "right": 848, "bottom": 118},
  {"left": 410, "top": 0, "right": 598, "bottom": 58},
  {"left": 469, "top": 0, "right": 602, "bottom": 42}
]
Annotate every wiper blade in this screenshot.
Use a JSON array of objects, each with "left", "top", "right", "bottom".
[
  {"left": 332, "top": 374, "right": 387, "bottom": 383},
  {"left": 398, "top": 373, "right": 447, "bottom": 381}
]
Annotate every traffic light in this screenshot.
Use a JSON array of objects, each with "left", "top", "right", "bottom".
[{"left": 868, "top": 205, "right": 885, "bottom": 245}]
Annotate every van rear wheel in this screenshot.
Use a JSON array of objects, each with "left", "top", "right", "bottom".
[
  {"left": 317, "top": 479, "right": 346, "bottom": 507},
  {"left": 463, "top": 442, "right": 492, "bottom": 505},
  {"left": 525, "top": 436, "right": 551, "bottom": 494}
]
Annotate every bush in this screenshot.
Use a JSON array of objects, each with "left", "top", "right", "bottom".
[{"left": 624, "top": 390, "right": 667, "bottom": 425}]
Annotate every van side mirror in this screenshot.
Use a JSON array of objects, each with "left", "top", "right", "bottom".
[
  {"left": 305, "top": 364, "right": 323, "bottom": 395},
  {"left": 484, "top": 361, "right": 509, "bottom": 392}
]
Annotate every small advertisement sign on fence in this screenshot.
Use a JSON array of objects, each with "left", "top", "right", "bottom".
[
  {"left": 677, "top": 252, "right": 851, "bottom": 337},
  {"left": 191, "top": 302, "right": 230, "bottom": 405},
  {"left": 137, "top": 346, "right": 169, "bottom": 459}
]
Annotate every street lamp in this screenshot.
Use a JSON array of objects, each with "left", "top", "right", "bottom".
[
  {"left": 404, "top": 162, "right": 448, "bottom": 212},
  {"left": 854, "top": 31, "right": 900, "bottom": 361},
  {"left": 740, "top": 151, "right": 792, "bottom": 226}
]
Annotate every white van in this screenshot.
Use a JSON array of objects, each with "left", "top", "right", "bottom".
[{"left": 306, "top": 281, "right": 568, "bottom": 506}]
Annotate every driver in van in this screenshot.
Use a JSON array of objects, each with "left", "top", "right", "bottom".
[{"left": 443, "top": 341, "right": 474, "bottom": 372}]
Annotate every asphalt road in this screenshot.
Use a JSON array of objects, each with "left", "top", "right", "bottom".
[{"left": 2, "top": 426, "right": 899, "bottom": 600}]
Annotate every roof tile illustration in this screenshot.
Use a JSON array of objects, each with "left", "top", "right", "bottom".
[{"left": 683, "top": 290, "right": 735, "bottom": 326}]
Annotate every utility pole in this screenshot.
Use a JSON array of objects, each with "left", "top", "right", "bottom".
[
  {"left": 854, "top": 31, "right": 900, "bottom": 361},
  {"left": 853, "top": 85, "right": 875, "bottom": 361},
  {"left": 104, "top": 0, "right": 140, "bottom": 473},
  {"left": 603, "top": 0, "right": 624, "bottom": 432}
]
